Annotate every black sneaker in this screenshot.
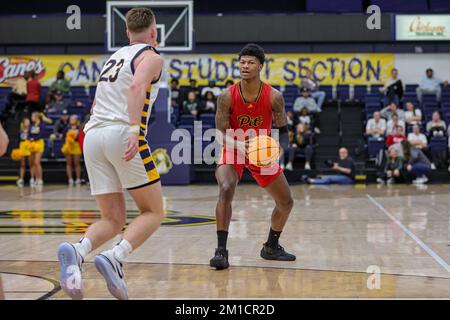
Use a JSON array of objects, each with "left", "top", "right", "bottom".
[
  {"left": 260, "top": 243, "right": 296, "bottom": 261},
  {"left": 209, "top": 247, "right": 229, "bottom": 270}
]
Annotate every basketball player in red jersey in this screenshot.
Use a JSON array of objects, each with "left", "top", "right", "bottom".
[{"left": 210, "top": 43, "right": 295, "bottom": 269}]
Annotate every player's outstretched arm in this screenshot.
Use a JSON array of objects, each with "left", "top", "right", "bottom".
[
  {"left": 124, "top": 51, "right": 163, "bottom": 161},
  {"left": 215, "top": 89, "right": 246, "bottom": 153},
  {"left": 270, "top": 88, "right": 289, "bottom": 151},
  {"left": 0, "top": 123, "right": 9, "bottom": 157}
]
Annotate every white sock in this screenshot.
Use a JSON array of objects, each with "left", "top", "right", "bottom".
[
  {"left": 73, "top": 237, "right": 92, "bottom": 259},
  {"left": 112, "top": 239, "right": 133, "bottom": 262}
]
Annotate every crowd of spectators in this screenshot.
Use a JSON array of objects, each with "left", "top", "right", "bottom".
[
  {"left": 0, "top": 69, "right": 89, "bottom": 186},
  {"left": 367, "top": 67, "right": 449, "bottom": 184}
]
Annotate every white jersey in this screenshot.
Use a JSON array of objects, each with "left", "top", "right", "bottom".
[{"left": 84, "top": 43, "right": 162, "bottom": 134}]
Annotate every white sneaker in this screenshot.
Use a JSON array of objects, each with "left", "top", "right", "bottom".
[
  {"left": 304, "top": 162, "right": 311, "bottom": 170},
  {"left": 431, "top": 163, "right": 436, "bottom": 170},
  {"left": 16, "top": 179, "right": 24, "bottom": 187},
  {"left": 376, "top": 178, "right": 384, "bottom": 184},
  {"left": 36, "top": 179, "right": 43, "bottom": 185},
  {"left": 57, "top": 242, "right": 84, "bottom": 300},
  {"left": 386, "top": 178, "right": 394, "bottom": 185},
  {"left": 314, "top": 127, "right": 321, "bottom": 134},
  {"left": 421, "top": 175, "right": 429, "bottom": 184},
  {"left": 412, "top": 177, "right": 424, "bottom": 184},
  {"left": 29, "top": 178, "right": 35, "bottom": 186},
  {"left": 285, "top": 162, "right": 293, "bottom": 171},
  {"left": 75, "top": 179, "right": 81, "bottom": 185},
  {"left": 280, "top": 163, "right": 285, "bottom": 170},
  {"left": 68, "top": 179, "right": 74, "bottom": 185},
  {"left": 94, "top": 250, "right": 129, "bottom": 300}
]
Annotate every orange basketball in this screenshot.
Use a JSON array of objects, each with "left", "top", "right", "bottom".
[{"left": 246, "top": 135, "right": 281, "bottom": 167}]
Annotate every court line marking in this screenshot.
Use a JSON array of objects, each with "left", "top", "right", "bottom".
[{"left": 366, "top": 194, "right": 450, "bottom": 273}]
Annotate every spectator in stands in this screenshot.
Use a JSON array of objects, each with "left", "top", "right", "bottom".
[
  {"left": 294, "top": 87, "right": 320, "bottom": 114},
  {"left": 286, "top": 110, "right": 299, "bottom": 131},
  {"left": 298, "top": 107, "right": 312, "bottom": 129},
  {"left": 380, "top": 68, "right": 403, "bottom": 104},
  {"left": 281, "top": 123, "right": 313, "bottom": 171},
  {"left": 301, "top": 69, "right": 325, "bottom": 111},
  {"left": 16, "top": 117, "right": 32, "bottom": 187},
  {"left": 29, "top": 111, "right": 51, "bottom": 186},
  {"left": 303, "top": 147, "right": 354, "bottom": 185},
  {"left": 381, "top": 102, "right": 404, "bottom": 121},
  {"left": 404, "top": 101, "right": 422, "bottom": 127},
  {"left": 182, "top": 91, "right": 201, "bottom": 117},
  {"left": 386, "top": 125, "right": 407, "bottom": 148},
  {"left": 366, "top": 111, "right": 386, "bottom": 138},
  {"left": 64, "top": 115, "right": 82, "bottom": 185},
  {"left": 46, "top": 90, "right": 71, "bottom": 114},
  {"left": 408, "top": 123, "right": 437, "bottom": 170},
  {"left": 296, "top": 123, "right": 314, "bottom": 171},
  {"left": 293, "top": 88, "right": 321, "bottom": 134},
  {"left": 426, "top": 111, "right": 446, "bottom": 138},
  {"left": 408, "top": 124, "right": 428, "bottom": 150},
  {"left": 281, "top": 128, "right": 296, "bottom": 171},
  {"left": 170, "top": 78, "right": 180, "bottom": 107},
  {"left": 402, "top": 140, "right": 432, "bottom": 184},
  {"left": 47, "top": 70, "right": 71, "bottom": 103},
  {"left": 416, "top": 68, "right": 448, "bottom": 102},
  {"left": 377, "top": 147, "right": 404, "bottom": 184},
  {"left": 201, "top": 91, "right": 216, "bottom": 114},
  {"left": 26, "top": 71, "right": 42, "bottom": 113},
  {"left": 189, "top": 78, "right": 200, "bottom": 97},
  {"left": 201, "top": 79, "right": 222, "bottom": 98},
  {"left": 386, "top": 114, "right": 405, "bottom": 135},
  {"left": 8, "top": 73, "right": 28, "bottom": 114},
  {"left": 224, "top": 80, "right": 234, "bottom": 90},
  {"left": 49, "top": 109, "right": 70, "bottom": 158}
]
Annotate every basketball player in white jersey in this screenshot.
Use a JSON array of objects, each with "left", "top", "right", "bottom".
[
  {"left": 57, "top": 8, "right": 164, "bottom": 300},
  {"left": 0, "top": 123, "right": 8, "bottom": 300}
]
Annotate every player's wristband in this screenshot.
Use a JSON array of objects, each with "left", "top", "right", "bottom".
[{"left": 129, "top": 124, "right": 140, "bottom": 134}]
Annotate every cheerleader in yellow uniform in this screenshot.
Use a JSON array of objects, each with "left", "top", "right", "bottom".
[
  {"left": 16, "top": 118, "right": 33, "bottom": 187},
  {"left": 62, "top": 115, "right": 82, "bottom": 185},
  {"left": 29, "top": 111, "right": 52, "bottom": 186}
]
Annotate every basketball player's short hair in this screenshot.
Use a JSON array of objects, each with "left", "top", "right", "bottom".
[
  {"left": 126, "top": 7, "right": 155, "bottom": 33},
  {"left": 238, "top": 43, "right": 265, "bottom": 65}
]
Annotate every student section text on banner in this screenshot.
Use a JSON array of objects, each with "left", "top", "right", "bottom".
[
  {"left": 167, "top": 53, "right": 394, "bottom": 86},
  {"left": 0, "top": 53, "right": 394, "bottom": 87}
]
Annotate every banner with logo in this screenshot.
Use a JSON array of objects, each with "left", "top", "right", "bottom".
[
  {"left": 396, "top": 15, "right": 450, "bottom": 41},
  {"left": 0, "top": 53, "right": 394, "bottom": 87},
  {"left": 0, "top": 55, "right": 108, "bottom": 87}
]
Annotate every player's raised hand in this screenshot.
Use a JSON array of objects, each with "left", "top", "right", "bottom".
[{"left": 123, "top": 131, "right": 139, "bottom": 161}]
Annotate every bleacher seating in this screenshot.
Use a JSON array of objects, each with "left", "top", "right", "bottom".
[
  {"left": 318, "top": 85, "right": 333, "bottom": 101},
  {"left": 336, "top": 85, "right": 349, "bottom": 101},
  {"left": 353, "top": 85, "right": 368, "bottom": 102}
]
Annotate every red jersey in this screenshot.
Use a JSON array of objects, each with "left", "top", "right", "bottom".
[
  {"left": 26, "top": 78, "right": 41, "bottom": 103},
  {"left": 228, "top": 81, "right": 272, "bottom": 136},
  {"left": 219, "top": 81, "right": 282, "bottom": 188}
]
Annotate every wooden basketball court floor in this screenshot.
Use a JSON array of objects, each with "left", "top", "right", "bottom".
[{"left": 1, "top": 183, "right": 450, "bottom": 299}]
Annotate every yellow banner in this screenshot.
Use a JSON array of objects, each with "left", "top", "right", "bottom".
[
  {"left": 0, "top": 55, "right": 107, "bottom": 87},
  {"left": 167, "top": 53, "right": 394, "bottom": 86},
  {"left": 0, "top": 53, "right": 394, "bottom": 87}
]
